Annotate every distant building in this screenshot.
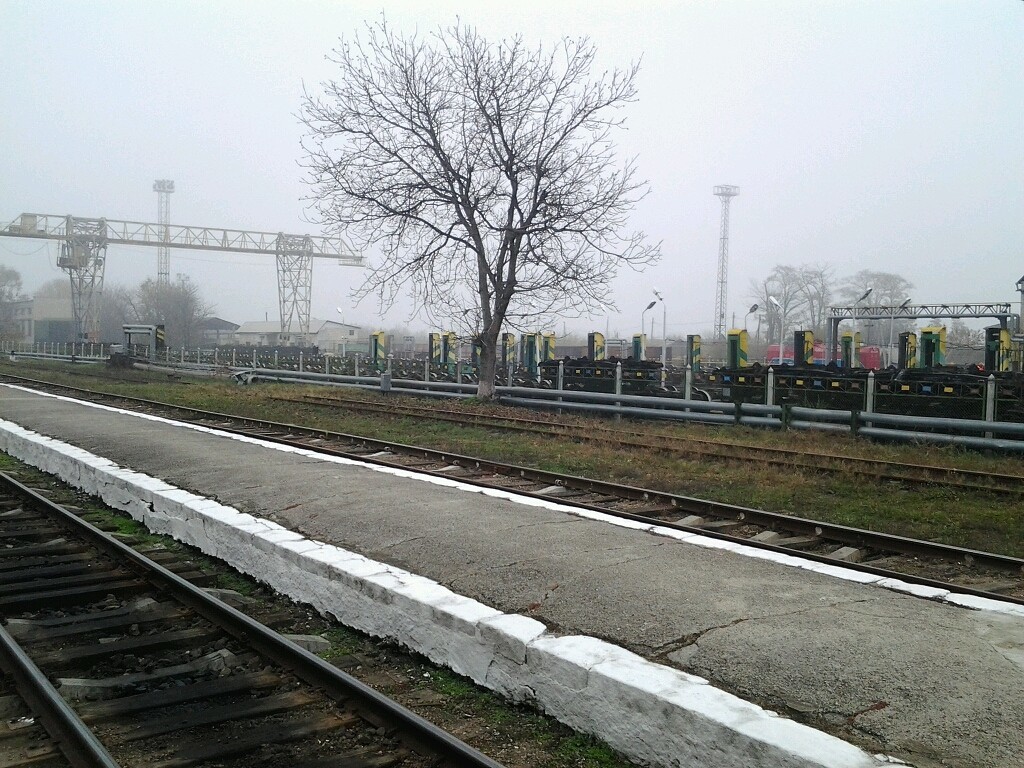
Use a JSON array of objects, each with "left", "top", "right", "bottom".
[
  {"left": 197, "top": 317, "right": 240, "bottom": 346},
  {"left": 314, "top": 320, "right": 364, "bottom": 354},
  {"left": 4, "top": 296, "right": 74, "bottom": 343},
  {"left": 233, "top": 318, "right": 364, "bottom": 351}
]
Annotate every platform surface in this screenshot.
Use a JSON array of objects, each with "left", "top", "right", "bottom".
[{"left": 1, "top": 385, "right": 1021, "bottom": 768}]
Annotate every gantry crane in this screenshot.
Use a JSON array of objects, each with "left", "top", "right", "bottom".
[{"left": 1, "top": 213, "right": 363, "bottom": 344}]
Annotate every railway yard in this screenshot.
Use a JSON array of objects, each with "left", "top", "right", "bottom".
[
  {"left": 5, "top": 3, "right": 1022, "bottom": 767},
  {"left": 0, "top": 360, "right": 1022, "bottom": 768}
]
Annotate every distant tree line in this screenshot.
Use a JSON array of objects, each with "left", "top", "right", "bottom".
[
  {"left": 748, "top": 265, "right": 915, "bottom": 345},
  {"left": 0, "top": 264, "right": 24, "bottom": 342},
  {"left": 14, "top": 273, "right": 213, "bottom": 347}
]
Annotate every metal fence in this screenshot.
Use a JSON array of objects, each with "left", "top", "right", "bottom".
[
  {"left": 5, "top": 343, "right": 1022, "bottom": 451},
  {"left": 223, "top": 362, "right": 1024, "bottom": 452},
  {"left": 0, "top": 341, "right": 109, "bottom": 363},
  {"left": 705, "top": 366, "right": 1019, "bottom": 424}
]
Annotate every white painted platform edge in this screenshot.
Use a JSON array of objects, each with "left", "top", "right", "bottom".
[
  {"left": 0, "top": 414, "right": 904, "bottom": 768},
  {"left": 4, "top": 383, "right": 1021, "bottom": 622}
]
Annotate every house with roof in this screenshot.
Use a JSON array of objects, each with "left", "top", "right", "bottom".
[
  {"left": 233, "top": 318, "right": 364, "bottom": 352},
  {"left": 197, "top": 317, "right": 240, "bottom": 346}
]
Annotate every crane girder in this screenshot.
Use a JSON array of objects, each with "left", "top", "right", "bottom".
[
  {"left": 3, "top": 213, "right": 362, "bottom": 264},
  {"left": 1, "top": 213, "right": 364, "bottom": 345}
]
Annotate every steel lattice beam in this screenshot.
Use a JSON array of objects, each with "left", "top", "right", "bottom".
[
  {"left": 3, "top": 213, "right": 361, "bottom": 262},
  {"left": 2, "top": 212, "right": 363, "bottom": 344},
  {"left": 828, "top": 302, "right": 1013, "bottom": 321},
  {"left": 825, "top": 302, "right": 1017, "bottom": 363}
]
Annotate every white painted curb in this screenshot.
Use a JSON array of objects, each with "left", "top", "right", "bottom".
[{"left": 0, "top": 413, "right": 907, "bottom": 768}]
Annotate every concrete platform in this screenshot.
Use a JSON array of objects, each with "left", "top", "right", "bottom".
[{"left": 1, "top": 384, "right": 1022, "bottom": 768}]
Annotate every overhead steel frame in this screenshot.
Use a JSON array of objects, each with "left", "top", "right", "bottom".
[
  {"left": 2, "top": 213, "right": 363, "bottom": 346},
  {"left": 55, "top": 216, "right": 108, "bottom": 342},
  {"left": 825, "top": 302, "right": 1017, "bottom": 364}
]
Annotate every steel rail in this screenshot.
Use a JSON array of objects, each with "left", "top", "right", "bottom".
[
  {"left": 126, "top": 412, "right": 1024, "bottom": 605},
  {"left": 2, "top": 374, "right": 1022, "bottom": 603},
  {"left": 0, "top": 471, "right": 506, "bottom": 768},
  {"left": 0, "top": 621, "right": 120, "bottom": 768},
  {"left": 275, "top": 393, "right": 1024, "bottom": 495}
]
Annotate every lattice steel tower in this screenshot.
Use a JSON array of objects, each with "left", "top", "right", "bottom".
[
  {"left": 713, "top": 185, "right": 740, "bottom": 339},
  {"left": 153, "top": 179, "right": 174, "bottom": 284}
]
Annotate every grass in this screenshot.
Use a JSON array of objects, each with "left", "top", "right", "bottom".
[
  {"left": 419, "top": 668, "right": 628, "bottom": 768},
  {"left": 554, "top": 735, "right": 624, "bottom": 767},
  {"left": 319, "top": 626, "right": 367, "bottom": 660},
  {"left": 3, "top": 359, "right": 1023, "bottom": 557}
]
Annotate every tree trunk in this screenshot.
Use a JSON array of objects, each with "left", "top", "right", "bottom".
[{"left": 476, "top": 328, "right": 500, "bottom": 400}]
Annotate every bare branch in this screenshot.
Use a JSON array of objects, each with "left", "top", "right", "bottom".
[{"left": 300, "top": 19, "right": 659, "bottom": 396}]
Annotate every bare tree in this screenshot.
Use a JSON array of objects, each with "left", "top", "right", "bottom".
[
  {"left": 839, "top": 269, "right": 914, "bottom": 345},
  {"left": 132, "top": 276, "right": 213, "bottom": 348},
  {"left": 98, "top": 284, "right": 137, "bottom": 342},
  {"left": 0, "top": 265, "right": 21, "bottom": 303},
  {"left": 945, "top": 319, "right": 985, "bottom": 365},
  {"left": 301, "top": 20, "right": 658, "bottom": 397},
  {"left": 32, "top": 278, "right": 71, "bottom": 299},
  {"left": 748, "top": 264, "right": 833, "bottom": 341},
  {"left": 0, "top": 265, "right": 23, "bottom": 341},
  {"left": 793, "top": 264, "right": 834, "bottom": 334}
]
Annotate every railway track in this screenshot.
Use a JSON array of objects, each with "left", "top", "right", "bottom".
[
  {"left": 276, "top": 393, "right": 1024, "bottom": 496},
  {"left": 1, "top": 373, "right": 1022, "bottom": 606},
  {"left": 0, "top": 639, "right": 82, "bottom": 768},
  {"left": 0, "top": 471, "right": 505, "bottom": 768}
]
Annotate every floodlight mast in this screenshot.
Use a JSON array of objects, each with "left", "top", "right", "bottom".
[
  {"left": 653, "top": 289, "right": 667, "bottom": 380},
  {"left": 744, "top": 303, "right": 758, "bottom": 332},
  {"left": 768, "top": 295, "right": 784, "bottom": 364},
  {"left": 852, "top": 287, "right": 873, "bottom": 367},
  {"left": 713, "top": 185, "right": 740, "bottom": 340},
  {"left": 153, "top": 180, "right": 174, "bottom": 284},
  {"left": 641, "top": 300, "right": 657, "bottom": 349}
]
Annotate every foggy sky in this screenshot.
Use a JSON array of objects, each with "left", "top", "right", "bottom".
[{"left": 1, "top": 0, "right": 1021, "bottom": 338}]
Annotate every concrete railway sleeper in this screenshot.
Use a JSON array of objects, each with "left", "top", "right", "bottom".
[
  {"left": 2, "top": 374, "right": 1023, "bottom": 604},
  {"left": 0, "top": 473, "right": 505, "bottom": 768}
]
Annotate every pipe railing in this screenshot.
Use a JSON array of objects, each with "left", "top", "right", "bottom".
[
  {"left": 8, "top": 350, "right": 1023, "bottom": 450},
  {"left": 219, "top": 365, "right": 1024, "bottom": 449}
]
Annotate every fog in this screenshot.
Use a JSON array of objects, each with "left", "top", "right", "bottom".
[{"left": 1, "top": 0, "right": 1021, "bottom": 337}]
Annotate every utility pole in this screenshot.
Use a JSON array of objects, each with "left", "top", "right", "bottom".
[
  {"left": 153, "top": 179, "right": 174, "bottom": 284},
  {"left": 713, "top": 185, "right": 740, "bottom": 340}
]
